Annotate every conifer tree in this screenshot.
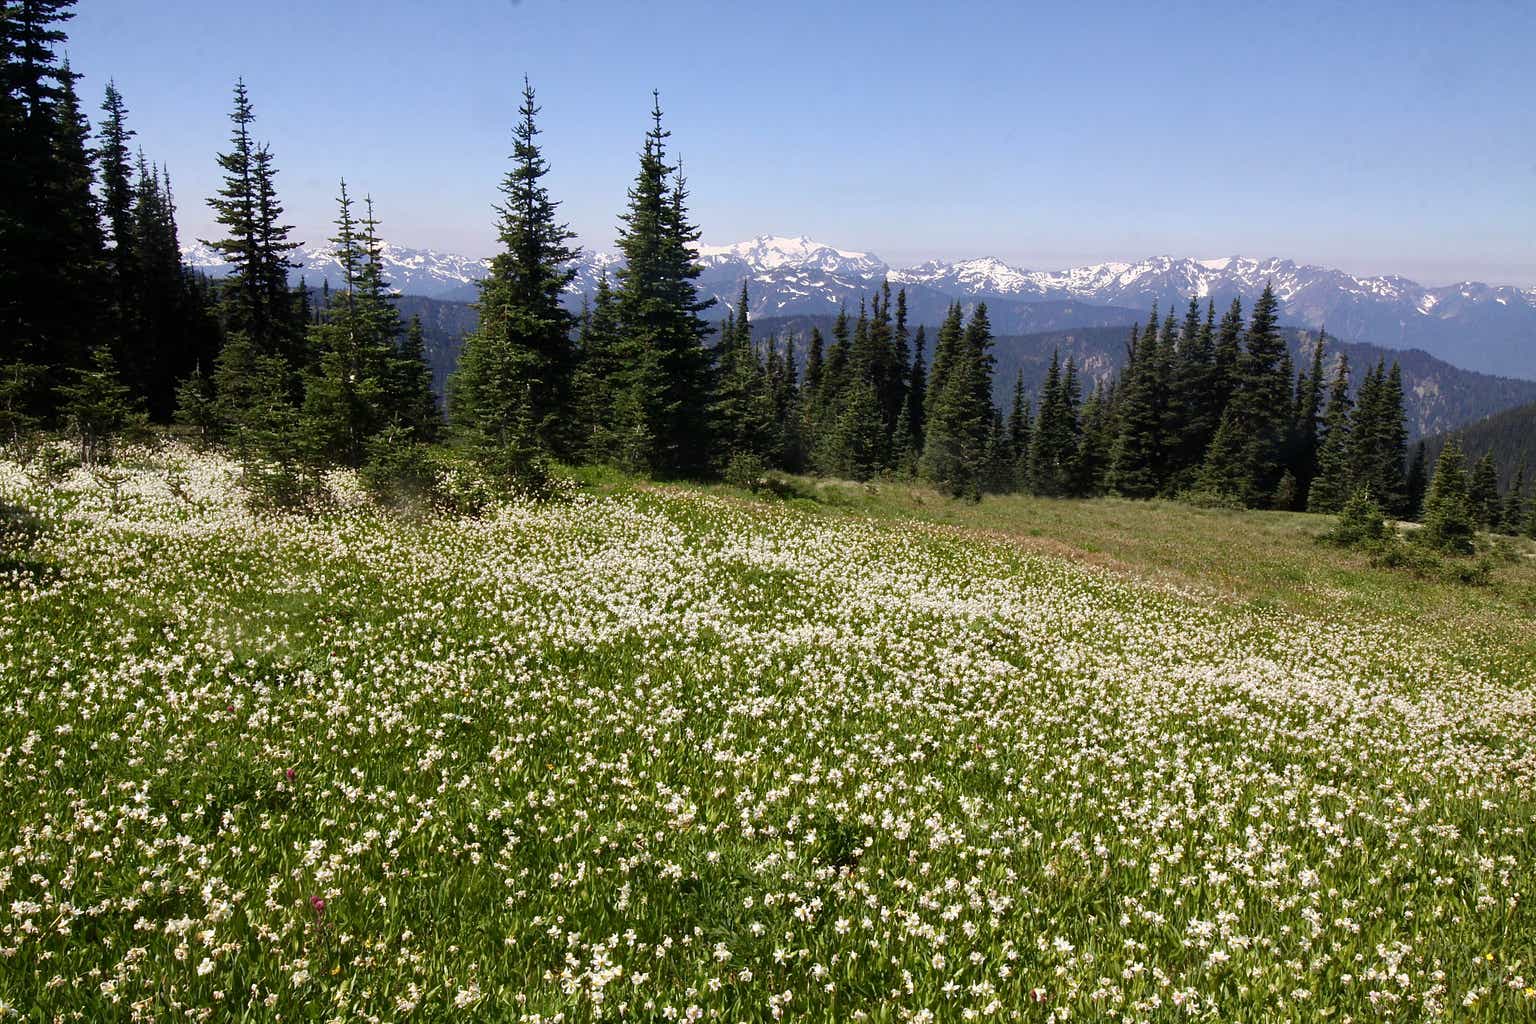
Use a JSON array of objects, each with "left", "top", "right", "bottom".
[
  {"left": 919, "top": 304, "right": 995, "bottom": 498},
  {"left": 1210, "top": 297, "right": 1243, "bottom": 414},
  {"left": 1073, "top": 379, "right": 1115, "bottom": 497},
  {"left": 609, "top": 92, "right": 715, "bottom": 476},
  {"left": 204, "top": 80, "right": 300, "bottom": 367},
  {"left": 98, "top": 81, "right": 138, "bottom": 353},
  {"left": 1502, "top": 465, "right": 1526, "bottom": 534},
  {"left": 1028, "top": 350, "right": 1081, "bottom": 497},
  {"left": 1, "top": 1, "right": 107, "bottom": 402},
  {"left": 1307, "top": 353, "right": 1354, "bottom": 513},
  {"left": 906, "top": 323, "right": 927, "bottom": 453},
  {"left": 1467, "top": 452, "right": 1501, "bottom": 528},
  {"left": 1170, "top": 297, "right": 1218, "bottom": 487},
  {"left": 1418, "top": 439, "right": 1476, "bottom": 554},
  {"left": 1289, "top": 330, "right": 1326, "bottom": 509},
  {"left": 1404, "top": 440, "right": 1428, "bottom": 521},
  {"left": 451, "top": 78, "right": 579, "bottom": 474},
  {"left": 1108, "top": 307, "right": 1168, "bottom": 498},
  {"left": 299, "top": 182, "right": 392, "bottom": 466},
  {"left": 1007, "top": 369, "right": 1029, "bottom": 487},
  {"left": 1197, "top": 284, "right": 1290, "bottom": 505},
  {"left": 59, "top": 344, "right": 142, "bottom": 466}
]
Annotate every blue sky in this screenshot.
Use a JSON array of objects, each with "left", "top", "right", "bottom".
[{"left": 64, "top": 0, "right": 1536, "bottom": 285}]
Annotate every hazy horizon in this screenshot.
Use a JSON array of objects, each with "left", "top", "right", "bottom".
[{"left": 67, "top": 0, "right": 1536, "bottom": 289}]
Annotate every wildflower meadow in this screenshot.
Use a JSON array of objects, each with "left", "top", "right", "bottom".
[{"left": 0, "top": 446, "right": 1531, "bottom": 1022}]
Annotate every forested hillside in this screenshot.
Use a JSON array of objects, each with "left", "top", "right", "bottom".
[{"left": 1423, "top": 400, "right": 1536, "bottom": 492}]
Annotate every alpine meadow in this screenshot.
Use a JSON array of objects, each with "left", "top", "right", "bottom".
[{"left": 2, "top": 2, "right": 1535, "bottom": 1022}]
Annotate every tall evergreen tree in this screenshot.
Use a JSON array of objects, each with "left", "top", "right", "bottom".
[
  {"left": 1307, "top": 353, "right": 1354, "bottom": 513},
  {"left": 1289, "top": 330, "right": 1326, "bottom": 509},
  {"left": 1467, "top": 451, "right": 1501, "bottom": 528},
  {"left": 1198, "top": 284, "right": 1291, "bottom": 505},
  {"left": 1028, "top": 350, "right": 1081, "bottom": 497},
  {"left": 2, "top": 0, "right": 108, "bottom": 400},
  {"left": 609, "top": 92, "right": 715, "bottom": 476},
  {"left": 1404, "top": 440, "right": 1428, "bottom": 521},
  {"left": 203, "top": 80, "right": 300, "bottom": 366},
  {"left": 451, "top": 78, "right": 580, "bottom": 472},
  {"left": 1418, "top": 439, "right": 1476, "bottom": 554},
  {"left": 1169, "top": 297, "right": 1219, "bottom": 487},
  {"left": 98, "top": 80, "right": 137, "bottom": 350}
]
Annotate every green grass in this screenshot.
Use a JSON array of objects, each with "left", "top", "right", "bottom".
[{"left": 0, "top": 447, "right": 1532, "bottom": 1022}]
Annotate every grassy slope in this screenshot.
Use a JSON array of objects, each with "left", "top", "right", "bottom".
[
  {"left": 1, "top": 451, "right": 1533, "bottom": 1021},
  {"left": 674, "top": 474, "right": 1536, "bottom": 677}
]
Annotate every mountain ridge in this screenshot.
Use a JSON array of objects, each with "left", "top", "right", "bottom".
[{"left": 183, "top": 235, "right": 1536, "bottom": 379}]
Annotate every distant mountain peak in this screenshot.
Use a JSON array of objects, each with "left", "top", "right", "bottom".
[{"left": 179, "top": 236, "right": 1536, "bottom": 378}]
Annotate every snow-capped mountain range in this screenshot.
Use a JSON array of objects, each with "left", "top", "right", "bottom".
[{"left": 182, "top": 234, "right": 1536, "bottom": 379}]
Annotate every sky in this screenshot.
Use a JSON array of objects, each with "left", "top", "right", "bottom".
[{"left": 63, "top": 0, "right": 1536, "bottom": 287}]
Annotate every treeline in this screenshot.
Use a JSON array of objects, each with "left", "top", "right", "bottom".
[
  {"left": 1, "top": 0, "right": 220, "bottom": 453},
  {"left": 4, "top": 2, "right": 1532, "bottom": 542}
]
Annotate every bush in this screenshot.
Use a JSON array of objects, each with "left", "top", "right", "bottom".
[
  {"left": 239, "top": 458, "right": 327, "bottom": 513},
  {"left": 723, "top": 452, "right": 770, "bottom": 493},
  {"left": 1325, "top": 488, "right": 1386, "bottom": 548},
  {"left": 360, "top": 428, "right": 442, "bottom": 511},
  {"left": 1177, "top": 487, "right": 1247, "bottom": 510}
]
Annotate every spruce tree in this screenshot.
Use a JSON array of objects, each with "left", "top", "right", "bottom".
[
  {"left": 1308, "top": 353, "right": 1354, "bottom": 513},
  {"left": 1197, "top": 284, "right": 1290, "bottom": 506},
  {"left": 1501, "top": 465, "right": 1526, "bottom": 534},
  {"left": 204, "top": 80, "right": 300, "bottom": 365},
  {"left": 1404, "top": 440, "right": 1428, "bottom": 521},
  {"left": 451, "top": 79, "right": 580, "bottom": 473},
  {"left": 1007, "top": 369, "right": 1029, "bottom": 488},
  {"left": 98, "top": 81, "right": 138, "bottom": 359},
  {"left": 906, "top": 323, "right": 927, "bottom": 453},
  {"left": 1, "top": 1, "right": 107, "bottom": 401},
  {"left": 1028, "top": 350, "right": 1081, "bottom": 497},
  {"left": 1073, "top": 379, "right": 1114, "bottom": 497},
  {"left": 1418, "top": 440, "right": 1476, "bottom": 554},
  {"left": 610, "top": 92, "right": 715, "bottom": 476},
  {"left": 59, "top": 344, "right": 142, "bottom": 466},
  {"left": 1290, "top": 330, "right": 1326, "bottom": 509},
  {"left": 1108, "top": 307, "right": 1167, "bottom": 498},
  {"left": 1467, "top": 452, "right": 1501, "bottom": 528},
  {"left": 1170, "top": 297, "right": 1218, "bottom": 487}
]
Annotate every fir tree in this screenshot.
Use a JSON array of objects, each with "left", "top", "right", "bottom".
[
  {"left": 451, "top": 78, "right": 580, "bottom": 473},
  {"left": 1501, "top": 465, "right": 1526, "bottom": 534},
  {"left": 98, "top": 80, "right": 138, "bottom": 354},
  {"left": 906, "top": 324, "right": 927, "bottom": 453},
  {"left": 1307, "top": 353, "right": 1354, "bottom": 513},
  {"left": 919, "top": 304, "right": 994, "bottom": 498},
  {"left": 1289, "top": 329, "right": 1326, "bottom": 509},
  {"left": 1404, "top": 440, "right": 1428, "bottom": 521},
  {"left": 2, "top": 1, "right": 107, "bottom": 398},
  {"left": 59, "top": 344, "right": 142, "bottom": 466},
  {"left": 1198, "top": 284, "right": 1290, "bottom": 505},
  {"left": 1170, "top": 297, "right": 1218, "bottom": 487},
  {"left": 1028, "top": 350, "right": 1081, "bottom": 497},
  {"left": 1108, "top": 307, "right": 1168, "bottom": 498},
  {"left": 1007, "top": 369, "right": 1030, "bottom": 486},
  {"left": 1417, "top": 439, "right": 1476, "bottom": 554},
  {"left": 1467, "top": 451, "right": 1501, "bottom": 528},
  {"left": 390, "top": 314, "right": 440, "bottom": 440},
  {"left": 203, "top": 80, "right": 300, "bottom": 364},
  {"left": 609, "top": 92, "right": 715, "bottom": 476}
]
